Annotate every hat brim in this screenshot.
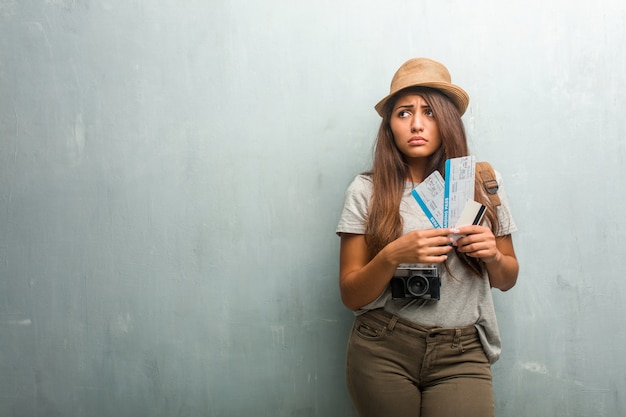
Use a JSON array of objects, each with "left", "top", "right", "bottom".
[{"left": 374, "top": 82, "right": 469, "bottom": 117}]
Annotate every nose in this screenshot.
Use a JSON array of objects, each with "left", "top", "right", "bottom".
[{"left": 411, "top": 115, "right": 423, "bottom": 133}]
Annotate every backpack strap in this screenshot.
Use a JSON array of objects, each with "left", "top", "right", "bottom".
[{"left": 476, "top": 161, "right": 501, "bottom": 207}]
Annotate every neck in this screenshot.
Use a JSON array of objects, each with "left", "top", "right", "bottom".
[{"left": 406, "top": 160, "right": 428, "bottom": 183}]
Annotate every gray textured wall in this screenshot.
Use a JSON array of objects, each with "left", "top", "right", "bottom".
[{"left": 1, "top": 1, "right": 625, "bottom": 416}]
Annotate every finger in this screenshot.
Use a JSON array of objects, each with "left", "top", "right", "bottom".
[
  {"left": 456, "top": 241, "right": 483, "bottom": 254},
  {"left": 456, "top": 232, "right": 492, "bottom": 247},
  {"left": 455, "top": 225, "right": 488, "bottom": 236},
  {"left": 433, "top": 235, "right": 454, "bottom": 246},
  {"left": 423, "top": 228, "right": 456, "bottom": 237},
  {"left": 429, "top": 243, "right": 454, "bottom": 256},
  {"left": 422, "top": 254, "right": 449, "bottom": 264},
  {"left": 454, "top": 235, "right": 475, "bottom": 247}
]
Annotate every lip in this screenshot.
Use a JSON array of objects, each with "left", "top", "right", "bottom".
[{"left": 408, "top": 136, "right": 427, "bottom": 146}]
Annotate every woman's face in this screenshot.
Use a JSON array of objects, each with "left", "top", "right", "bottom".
[{"left": 389, "top": 93, "right": 441, "bottom": 162}]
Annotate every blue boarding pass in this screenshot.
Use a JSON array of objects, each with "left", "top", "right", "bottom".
[
  {"left": 411, "top": 170, "right": 445, "bottom": 228},
  {"left": 412, "top": 156, "right": 477, "bottom": 229},
  {"left": 443, "top": 156, "right": 476, "bottom": 228}
]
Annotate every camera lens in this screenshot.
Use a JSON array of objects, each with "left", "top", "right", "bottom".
[{"left": 406, "top": 275, "right": 429, "bottom": 296}]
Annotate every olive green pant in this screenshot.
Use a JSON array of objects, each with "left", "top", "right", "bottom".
[{"left": 346, "top": 308, "right": 494, "bottom": 417}]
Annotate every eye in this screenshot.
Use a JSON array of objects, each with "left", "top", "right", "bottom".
[
  {"left": 424, "top": 108, "right": 434, "bottom": 117},
  {"left": 397, "top": 110, "right": 411, "bottom": 118}
]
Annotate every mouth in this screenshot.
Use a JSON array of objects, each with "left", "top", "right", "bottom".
[{"left": 408, "top": 136, "right": 427, "bottom": 146}]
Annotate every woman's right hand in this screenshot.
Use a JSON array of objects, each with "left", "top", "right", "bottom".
[
  {"left": 339, "top": 228, "right": 453, "bottom": 311},
  {"left": 383, "top": 228, "right": 454, "bottom": 266}
]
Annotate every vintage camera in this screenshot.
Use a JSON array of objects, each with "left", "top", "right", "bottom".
[{"left": 390, "top": 264, "right": 440, "bottom": 300}]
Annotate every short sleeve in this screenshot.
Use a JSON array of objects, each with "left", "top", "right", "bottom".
[{"left": 336, "top": 175, "right": 373, "bottom": 235}]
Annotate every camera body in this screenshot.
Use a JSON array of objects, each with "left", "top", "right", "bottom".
[{"left": 390, "top": 264, "right": 441, "bottom": 300}]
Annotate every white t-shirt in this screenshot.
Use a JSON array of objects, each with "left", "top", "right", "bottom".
[{"left": 336, "top": 171, "right": 518, "bottom": 364}]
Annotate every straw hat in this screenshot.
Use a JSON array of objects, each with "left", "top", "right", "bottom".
[{"left": 374, "top": 58, "right": 469, "bottom": 116}]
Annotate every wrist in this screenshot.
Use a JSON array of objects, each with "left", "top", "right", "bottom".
[
  {"left": 378, "top": 244, "right": 400, "bottom": 269},
  {"left": 483, "top": 250, "right": 502, "bottom": 265}
]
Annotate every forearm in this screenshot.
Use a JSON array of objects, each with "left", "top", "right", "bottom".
[
  {"left": 340, "top": 247, "right": 398, "bottom": 311},
  {"left": 339, "top": 230, "right": 454, "bottom": 311},
  {"left": 454, "top": 229, "right": 519, "bottom": 291},
  {"left": 485, "top": 251, "right": 519, "bottom": 291}
]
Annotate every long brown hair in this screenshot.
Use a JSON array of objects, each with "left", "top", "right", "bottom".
[{"left": 364, "top": 87, "right": 498, "bottom": 276}]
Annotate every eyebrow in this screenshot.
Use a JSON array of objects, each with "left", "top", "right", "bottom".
[{"left": 394, "top": 103, "right": 431, "bottom": 111}]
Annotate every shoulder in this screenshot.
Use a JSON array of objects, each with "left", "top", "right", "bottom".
[
  {"left": 476, "top": 161, "right": 508, "bottom": 191},
  {"left": 488, "top": 166, "right": 518, "bottom": 235},
  {"left": 344, "top": 174, "right": 373, "bottom": 198},
  {"left": 337, "top": 174, "right": 373, "bottom": 234},
  {"left": 491, "top": 167, "right": 509, "bottom": 192},
  {"left": 349, "top": 173, "right": 373, "bottom": 188}
]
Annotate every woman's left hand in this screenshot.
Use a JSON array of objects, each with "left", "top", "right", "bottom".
[
  {"left": 451, "top": 225, "right": 500, "bottom": 264},
  {"left": 451, "top": 225, "right": 519, "bottom": 291}
]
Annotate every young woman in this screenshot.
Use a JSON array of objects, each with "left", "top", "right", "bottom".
[{"left": 336, "top": 58, "right": 519, "bottom": 417}]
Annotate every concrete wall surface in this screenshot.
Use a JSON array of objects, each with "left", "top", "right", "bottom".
[{"left": 1, "top": 1, "right": 625, "bottom": 416}]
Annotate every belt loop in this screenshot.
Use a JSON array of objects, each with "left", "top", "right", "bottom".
[
  {"left": 387, "top": 315, "right": 399, "bottom": 333},
  {"left": 451, "top": 328, "right": 463, "bottom": 352}
]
